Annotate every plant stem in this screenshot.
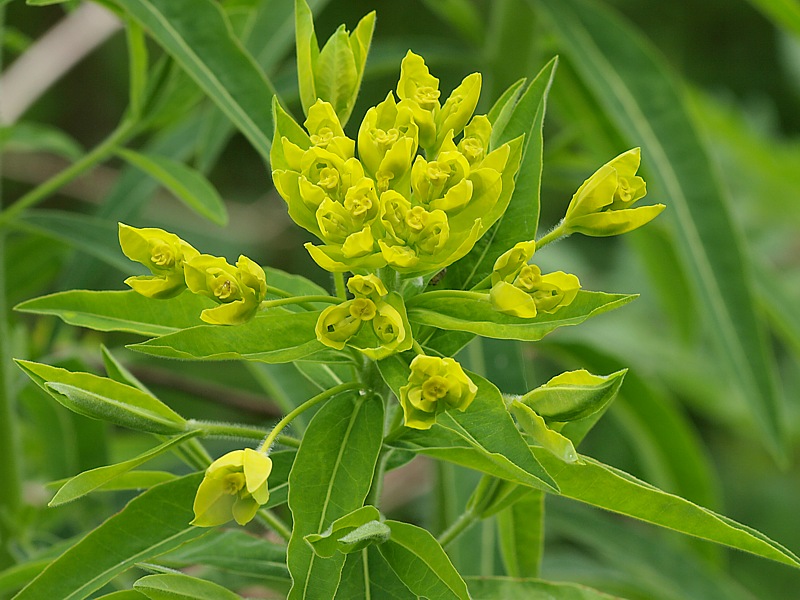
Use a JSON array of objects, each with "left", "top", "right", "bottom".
[
  {"left": 406, "top": 289, "right": 489, "bottom": 306},
  {"left": 333, "top": 272, "right": 347, "bottom": 300},
  {"left": 470, "top": 274, "right": 492, "bottom": 290},
  {"left": 258, "top": 381, "right": 361, "bottom": 452},
  {"left": 437, "top": 508, "right": 478, "bottom": 548},
  {"left": 412, "top": 340, "right": 425, "bottom": 355},
  {"left": 0, "top": 117, "right": 137, "bottom": 227},
  {"left": 535, "top": 220, "right": 568, "bottom": 249},
  {"left": 260, "top": 295, "right": 339, "bottom": 310},
  {"left": 189, "top": 420, "right": 268, "bottom": 441},
  {"left": 256, "top": 509, "right": 292, "bottom": 541}
]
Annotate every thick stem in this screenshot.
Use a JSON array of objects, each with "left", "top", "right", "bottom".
[{"left": 437, "top": 508, "right": 478, "bottom": 548}]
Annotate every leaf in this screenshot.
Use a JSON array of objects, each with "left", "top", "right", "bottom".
[
  {"left": 49, "top": 431, "right": 199, "bottom": 506},
  {"left": 16, "top": 360, "right": 186, "bottom": 434},
  {"left": 287, "top": 392, "right": 384, "bottom": 599},
  {"left": 108, "top": 0, "right": 276, "bottom": 160},
  {"left": 125, "top": 18, "right": 149, "bottom": 118},
  {"left": 537, "top": 0, "right": 786, "bottom": 458},
  {"left": 95, "top": 592, "right": 148, "bottom": 600},
  {"left": 306, "top": 506, "right": 389, "bottom": 558},
  {"left": 520, "top": 368, "right": 627, "bottom": 421},
  {"left": 128, "top": 310, "right": 326, "bottom": 363},
  {"left": 379, "top": 357, "right": 558, "bottom": 492},
  {"left": 334, "top": 548, "right": 415, "bottom": 600},
  {"left": 159, "top": 529, "right": 289, "bottom": 583},
  {"left": 408, "top": 291, "right": 636, "bottom": 341},
  {"left": 535, "top": 450, "right": 800, "bottom": 569},
  {"left": 745, "top": 0, "right": 800, "bottom": 38},
  {"left": 447, "top": 58, "right": 558, "bottom": 289},
  {"left": 134, "top": 573, "right": 243, "bottom": 600},
  {"left": 116, "top": 149, "right": 228, "bottom": 226},
  {"left": 497, "top": 491, "right": 545, "bottom": 578},
  {"left": 378, "top": 520, "right": 470, "bottom": 600},
  {"left": 466, "top": 576, "right": 621, "bottom": 599},
  {"left": 0, "top": 122, "right": 83, "bottom": 160},
  {"left": 12, "top": 474, "right": 206, "bottom": 600}
]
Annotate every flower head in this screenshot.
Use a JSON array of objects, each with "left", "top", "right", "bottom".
[
  {"left": 119, "top": 223, "right": 199, "bottom": 299},
  {"left": 563, "top": 148, "right": 665, "bottom": 237},
  {"left": 184, "top": 254, "right": 267, "bottom": 325},
  {"left": 192, "top": 448, "right": 272, "bottom": 527},
  {"left": 399, "top": 355, "right": 477, "bottom": 430}
]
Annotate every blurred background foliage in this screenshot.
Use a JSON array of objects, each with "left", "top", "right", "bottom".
[{"left": 1, "top": 0, "right": 799, "bottom": 598}]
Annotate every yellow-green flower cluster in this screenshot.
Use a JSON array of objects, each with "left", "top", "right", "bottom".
[
  {"left": 489, "top": 241, "right": 580, "bottom": 318},
  {"left": 563, "top": 148, "right": 665, "bottom": 237},
  {"left": 272, "top": 51, "right": 522, "bottom": 277},
  {"left": 399, "top": 354, "right": 477, "bottom": 430},
  {"left": 192, "top": 448, "right": 272, "bottom": 527},
  {"left": 119, "top": 224, "right": 266, "bottom": 326},
  {"left": 316, "top": 275, "right": 412, "bottom": 360}
]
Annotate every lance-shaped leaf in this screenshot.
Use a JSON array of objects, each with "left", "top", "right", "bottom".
[
  {"left": 407, "top": 291, "right": 636, "bottom": 341},
  {"left": 536, "top": 0, "right": 786, "bottom": 458},
  {"left": 535, "top": 450, "right": 800, "bottom": 569},
  {"left": 306, "top": 506, "right": 389, "bottom": 558},
  {"left": 519, "top": 368, "right": 627, "bottom": 422},
  {"left": 50, "top": 431, "right": 200, "bottom": 506},
  {"left": 287, "top": 392, "right": 384, "bottom": 599},
  {"left": 116, "top": 149, "right": 228, "bottom": 226},
  {"left": 128, "top": 311, "right": 325, "bottom": 363},
  {"left": 334, "top": 548, "right": 416, "bottom": 599},
  {"left": 134, "top": 573, "right": 243, "bottom": 600},
  {"left": 12, "top": 475, "right": 206, "bottom": 600},
  {"left": 379, "top": 357, "right": 557, "bottom": 492},
  {"left": 16, "top": 360, "right": 186, "bottom": 434},
  {"left": 378, "top": 521, "right": 469, "bottom": 600},
  {"left": 108, "top": 0, "right": 275, "bottom": 160},
  {"left": 497, "top": 490, "right": 545, "bottom": 578},
  {"left": 466, "top": 577, "right": 621, "bottom": 599}
]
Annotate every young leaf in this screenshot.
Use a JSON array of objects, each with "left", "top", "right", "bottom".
[
  {"left": 306, "top": 506, "right": 389, "bottom": 558},
  {"left": 287, "top": 392, "right": 384, "bottom": 599},
  {"left": 108, "top": 0, "right": 276, "bottom": 160},
  {"left": 128, "top": 311, "right": 326, "bottom": 363},
  {"left": 408, "top": 291, "right": 636, "bottom": 341},
  {"left": 116, "top": 149, "right": 228, "bottom": 226},
  {"left": 535, "top": 450, "right": 800, "bottom": 569},
  {"left": 12, "top": 474, "right": 206, "bottom": 600},
  {"left": 537, "top": 0, "right": 786, "bottom": 459},
  {"left": 134, "top": 573, "right": 243, "bottom": 600},
  {"left": 49, "top": 431, "right": 200, "bottom": 506},
  {"left": 378, "top": 520, "right": 470, "bottom": 600},
  {"left": 520, "top": 369, "right": 627, "bottom": 422},
  {"left": 16, "top": 360, "right": 187, "bottom": 434}
]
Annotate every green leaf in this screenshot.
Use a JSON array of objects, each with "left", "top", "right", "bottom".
[
  {"left": 334, "top": 548, "right": 415, "bottom": 599},
  {"left": 12, "top": 474, "right": 206, "bottom": 600},
  {"left": 95, "top": 592, "right": 148, "bottom": 600},
  {"left": 466, "top": 576, "right": 621, "bottom": 599},
  {"left": 295, "top": 0, "right": 319, "bottom": 116},
  {"left": 306, "top": 506, "right": 389, "bottom": 558},
  {"left": 380, "top": 357, "right": 558, "bottom": 492},
  {"left": 487, "top": 79, "right": 526, "bottom": 144},
  {"left": 101, "top": 345, "right": 153, "bottom": 393},
  {"left": 497, "top": 490, "right": 545, "bottom": 578},
  {"left": 116, "top": 149, "right": 228, "bottom": 226},
  {"left": 125, "top": 18, "right": 149, "bottom": 118},
  {"left": 0, "top": 122, "right": 83, "bottom": 160},
  {"left": 49, "top": 431, "right": 199, "bottom": 506},
  {"left": 378, "top": 520, "right": 470, "bottom": 600},
  {"left": 537, "top": 0, "right": 786, "bottom": 458},
  {"left": 134, "top": 573, "right": 242, "bottom": 600},
  {"left": 535, "top": 450, "right": 800, "bottom": 569},
  {"left": 448, "top": 58, "right": 558, "bottom": 289},
  {"left": 48, "top": 470, "right": 176, "bottom": 493},
  {"left": 520, "top": 369, "right": 627, "bottom": 421},
  {"left": 108, "top": 0, "right": 276, "bottom": 161},
  {"left": 159, "top": 529, "right": 288, "bottom": 583},
  {"left": 745, "top": 0, "right": 800, "bottom": 38},
  {"left": 16, "top": 360, "right": 186, "bottom": 434},
  {"left": 128, "top": 310, "right": 326, "bottom": 363},
  {"left": 408, "top": 291, "right": 636, "bottom": 341},
  {"left": 287, "top": 392, "right": 384, "bottom": 599}
]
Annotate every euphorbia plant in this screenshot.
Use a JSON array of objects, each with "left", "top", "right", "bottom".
[{"left": 9, "top": 1, "right": 800, "bottom": 599}]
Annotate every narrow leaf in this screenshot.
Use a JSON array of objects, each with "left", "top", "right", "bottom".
[
  {"left": 497, "top": 490, "right": 545, "bottom": 577},
  {"left": 134, "top": 573, "right": 242, "bottom": 600},
  {"left": 466, "top": 576, "right": 621, "bottom": 599},
  {"left": 117, "top": 149, "right": 228, "bottom": 226},
  {"left": 0, "top": 122, "right": 83, "bottom": 160}
]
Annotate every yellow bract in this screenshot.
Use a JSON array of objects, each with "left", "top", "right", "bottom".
[
  {"left": 399, "top": 355, "right": 477, "bottom": 430},
  {"left": 184, "top": 255, "right": 267, "bottom": 325},
  {"left": 192, "top": 449, "right": 272, "bottom": 527},
  {"left": 563, "top": 148, "right": 665, "bottom": 236}
]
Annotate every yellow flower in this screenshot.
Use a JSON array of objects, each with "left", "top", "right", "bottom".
[
  {"left": 184, "top": 254, "right": 267, "bottom": 325},
  {"left": 118, "top": 223, "right": 199, "bottom": 299},
  {"left": 192, "top": 448, "right": 272, "bottom": 527},
  {"left": 563, "top": 148, "right": 665, "bottom": 236},
  {"left": 399, "top": 355, "right": 477, "bottom": 430}
]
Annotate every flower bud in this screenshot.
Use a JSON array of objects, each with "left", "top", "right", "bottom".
[
  {"left": 347, "top": 274, "right": 388, "bottom": 300},
  {"left": 399, "top": 355, "right": 477, "bottom": 430},
  {"left": 119, "top": 223, "right": 199, "bottom": 299},
  {"left": 192, "top": 449, "right": 272, "bottom": 527},
  {"left": 563, "top": 148, "right": 665, "bottom": 237},
  {"left": 491, "top": 240, "right": 536, "bottom": 286},
  {"left": 435, "top": 72, "right": 481, "bottom": 152},
  {"left": 184, "top": 255, "right": 267, "bottom": 325}
]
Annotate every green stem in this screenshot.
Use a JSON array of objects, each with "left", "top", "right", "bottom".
[
  {"left": 412, "top": 340, "right": 425, "bottom": 355},
  {"left": 260, "top": 295, "right": 339, "bottom": 310},
  {"left": 470, "top": 274, "right": 492, "bottom": 291},
  {"left": 256, "top": 509, "right": 292, "bottom": 541},
  {"left": 535, "top": 220, "right": 568, "bottom": 249},
  {"left": 189, "top": 420, "right": 268, "bottom": 442},
  {"left": 437, "top": 508, "right": 478, "bottom": 548},
  {"left": 258, "top": 381, "right": 361, "bottom": 452},
  {"left": 406, "top": 290, "right": 489, "bottom": 306},
  {"left": 333, "top": 272, "right": 347, "bottom": 300},
  {"left": 0, "top": 118, "right": 138, "bottom": 228}
]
